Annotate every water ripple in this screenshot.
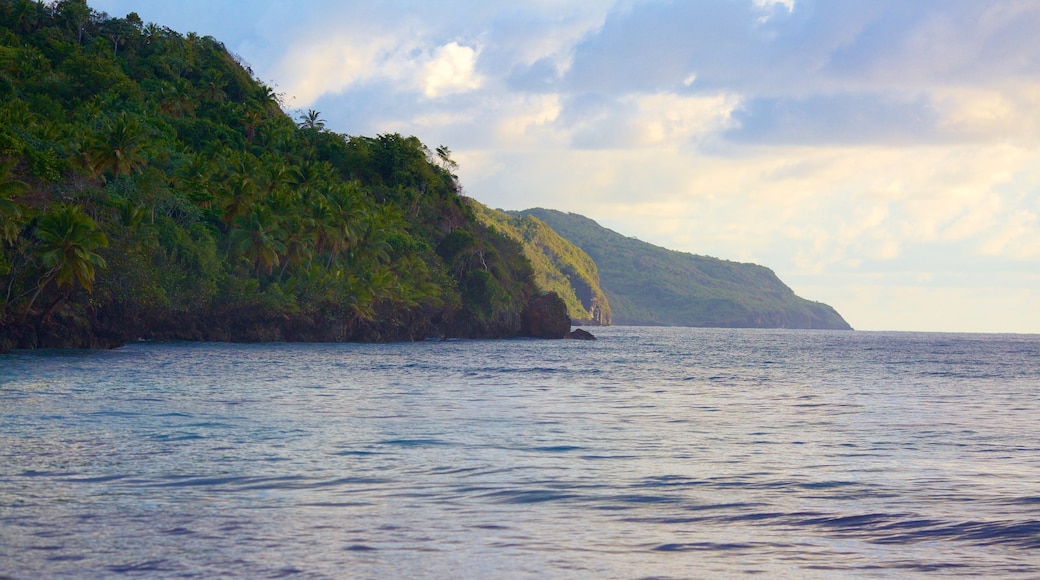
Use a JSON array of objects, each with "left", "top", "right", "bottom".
[{"left": 2, "top": 328, "right": 1040, "bottom": 578}]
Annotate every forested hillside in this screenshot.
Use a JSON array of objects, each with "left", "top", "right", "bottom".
[
  {"left": 0, "top": 0, "right": 539, "bottom": 349},
  {"left": 519, "top": 209, "right": 852, "bottom": 330},
  {"left": 468, "top": 200, "right": 610, "bottom": 325}
]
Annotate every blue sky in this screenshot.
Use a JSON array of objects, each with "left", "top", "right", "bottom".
[{"left": 91, "top": 0, "right": 1040, "bottom": 333}]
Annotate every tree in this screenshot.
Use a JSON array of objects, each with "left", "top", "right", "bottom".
[
  {"left": 159, "top": 79, "right": 196, "bottom": 117},
  {"left": 52, "top": 0, "right": 92, "bottom": 45},
  {"left": 435, "top": 145, "right": 457, "bottom": 171},
  {"left": 22, "top": 204, "right": 108, "bottom": 320},
  {"left": 9, "top": 0, "right": 47, "bottom": 34},
  {"left": 277, "top": 213, "right": 315, "bottom": 279},
  {"left": 201, "top": 73, "right": 228, "bottom": 103},
  {"left": 0, "top": 159, "right": 28, "bottom": 245},
  {"left": 297, "top": 109, "right": 325, "bottom": 130},
  {"left": 230, "top": 204, "right": 285, "bottom": 277},
  {"left": 85, "top": 113, "right": 148, "bottom": 180},
  {"left": 219, "top": 164, "right": 258, "bottom": 229},
  {"left": 320, "top": 183, "right": 366, "bottom": 268},
  {"left": 100, "top": 15, "right": 137, "bottom": 56},
  {"left": 252, "top": 83, "right": 281, "bottom": 113}
]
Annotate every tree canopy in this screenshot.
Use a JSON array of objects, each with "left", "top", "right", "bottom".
[{"left": 0, "top": 0, "right": 537, "bottom": 348}]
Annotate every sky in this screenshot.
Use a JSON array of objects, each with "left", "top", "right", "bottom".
[{"left": 90, "top": 0, "right": 1040, "bottom": 333}]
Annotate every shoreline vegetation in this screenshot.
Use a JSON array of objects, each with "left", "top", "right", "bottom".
[{"left": 0, "top": 1, "right": 848, "bottom": 352}]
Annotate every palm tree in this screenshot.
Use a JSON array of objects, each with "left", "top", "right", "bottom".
[
  {"left": 242, "top": 109, "right": 264, "bottom": 143},
  {"left": 290, "top": 160, "right": 335, "bottom": 193},
  {"left": 230, "top": 205, "right": 286, "bottom": 277},
  {"left": 159, "top": 79, "right": 196, "bottom": 117},
  {"left": 0, "top": 159, "right": 28, "bottom": 245},
  {"left": 14, "top": 45, "right": 47, "bottom": 81},
  {"left": 260, "top": 157, "right": 294, "bottom": 195},
  {"left": 176, "top": 152, "right": 215, "bottom": 208},
  {"left": 298, "top": 109, "right": 325, "bottom": 130},
  {"left": 277, "top": 214, "right": 316, "bottom": 280},
  {"left": 22, "top": 205, "right": 109, "bottom": 320},
  {"left": 142, "top": 23, "right": 164, "bottom": 47},
  {"left": 252, "top": 84, "right": 281, "bottom": 113},
  {"left": 11, "top": 0, "right": 47, "bottom": 34},
  {"left": 322, "top": 184, "right": 366, "bottom": 269},
  {"left": 85, "top": 113, "right": 147, "bottom": 180},
  {"left": 219, "top": 171, "right": 257, "bottom": 229},
  {"left": 202, "top": 79, "right": 227, "bottom": 103}
]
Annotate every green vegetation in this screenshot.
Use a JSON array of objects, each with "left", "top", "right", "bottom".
[
  {"left": 0, "top": 1, "right": 852, "bottom": 349},
  {"left": 518, "top": 209, "right": 852, "bottom": 329},
  {"left": 468, "top": 199, "right": 610, "bottom": 325},
  {"left": 0, "top": 0, "right": 537, "bottom": 348}
]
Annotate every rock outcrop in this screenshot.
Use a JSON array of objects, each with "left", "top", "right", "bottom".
[{"left": 521, "top": 292, "right": 571, "bottom": 339}]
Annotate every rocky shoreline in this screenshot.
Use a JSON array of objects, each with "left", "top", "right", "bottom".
[{"left": 1, "top": 292, "right": 588, "bottom": 352}]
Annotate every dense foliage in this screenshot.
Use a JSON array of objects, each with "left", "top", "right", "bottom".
[
  {"left": 519, "top": 209, "right": 852, "bottom": 329},
  {"left": 0, "top": 0, "right": 537, "bottom": 348},
  {"left": 469, "top": 200, "right": 610, "bottom": 325}
]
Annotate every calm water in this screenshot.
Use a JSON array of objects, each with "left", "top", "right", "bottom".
[{"left": 2, "top": 327, "right": 1039, "bottom": 578}]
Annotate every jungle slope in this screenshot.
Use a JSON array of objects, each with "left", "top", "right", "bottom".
[
  {"left": 517, "top": 209, "right": 852, "bottom": 330},
  {"left": 0, "top": 1, "right": 539, "bottom": 349},
  {"left": 468, "top": 199, "right": 610, "bottom": 325}
]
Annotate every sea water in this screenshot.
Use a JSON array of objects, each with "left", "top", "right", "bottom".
[{"left": 1, "top": 327, "right": 1039, "bottom": 578}]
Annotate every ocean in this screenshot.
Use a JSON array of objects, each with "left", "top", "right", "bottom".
[{"left": 2, "top": 327, "right": 1039, "bottom": 578}]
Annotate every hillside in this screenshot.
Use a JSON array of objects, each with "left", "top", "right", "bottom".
[
  {"left": 517, "top": 209, "right": 852, "bottom": 330},
  {"left": 468, "top": 199, "right": 610, "bottom": 325},
  {"left": 0, "top": 1, "right": 539, "bottom": 349}
]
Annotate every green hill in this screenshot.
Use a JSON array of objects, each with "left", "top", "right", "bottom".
[
  {"left": 468, "top": 199, "right": 610, "bottom": 325},
  {"left": 0, "top": 1, "right": 539, "bottom": 348},
  {"left": 517, "top": 209, "right": 852, "bottom": 330}
]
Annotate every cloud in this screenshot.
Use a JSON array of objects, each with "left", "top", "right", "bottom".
[
  {"left": 273, "top": 34, "right": 409, "bottom": 106},
  {"left": 263, "top": 1, "right": 620, "bottom": 106},
  {"left": 273, "top": 36, "right": 484, "bottom": 106},
  {"left": 422, "top": 42, "right": 482, "bottom": 98},
  {"left": 755, "top": 0, "right": 795, "bottom": 10}
]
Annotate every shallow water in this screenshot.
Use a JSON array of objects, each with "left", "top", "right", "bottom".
[{"left": 2, "top": 327, "right": 1039, "bottom": 578}]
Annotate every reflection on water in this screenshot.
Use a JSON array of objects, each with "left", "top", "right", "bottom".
[{"left": 2, "top": 328, "right": 1040, "bottom": 578}]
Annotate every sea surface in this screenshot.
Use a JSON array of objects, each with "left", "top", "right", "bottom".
[{"left": 2, "top": 327, "right": 1039, "bottom": 578}]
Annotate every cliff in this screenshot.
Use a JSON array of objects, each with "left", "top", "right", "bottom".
[
  {"left": 516, "top": 209, "right": 852, "bottom": 330},
  {"left": 468, "top": 199, "right": 611, "bottom": 325}
]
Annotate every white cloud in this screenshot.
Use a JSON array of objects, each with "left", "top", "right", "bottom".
[
  {"left": 273, "top": 37, "right": 485, "bottom": 106},
  {"left": 753, "top": 0, "right": 795, "bottom": 12},
  {"left": 624, "top": 92, "right": 740, "bottom": 146},
  {"left": 273, "top": 34, "right": 408, "bottom": 106},
  {"left": 422, "top": 42, "right": 482, "bottom": 98},
  {"left": 495, "top": 94, "right": 563, "bottom": 143}
]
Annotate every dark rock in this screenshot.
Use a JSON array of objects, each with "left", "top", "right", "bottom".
[
  {"left": 567, "top": 328, "right": 596, "bottom": 340},
  {"left": 521, "top": 292, "right": 571, "bottom": 339}
]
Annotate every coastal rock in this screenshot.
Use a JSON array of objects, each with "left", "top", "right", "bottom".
[
  {"left": 521, "top": 292, "right": 571, "bottom": 339},
  {"left": 567, "top": 328, "right": 596, "bottom": 340}
]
